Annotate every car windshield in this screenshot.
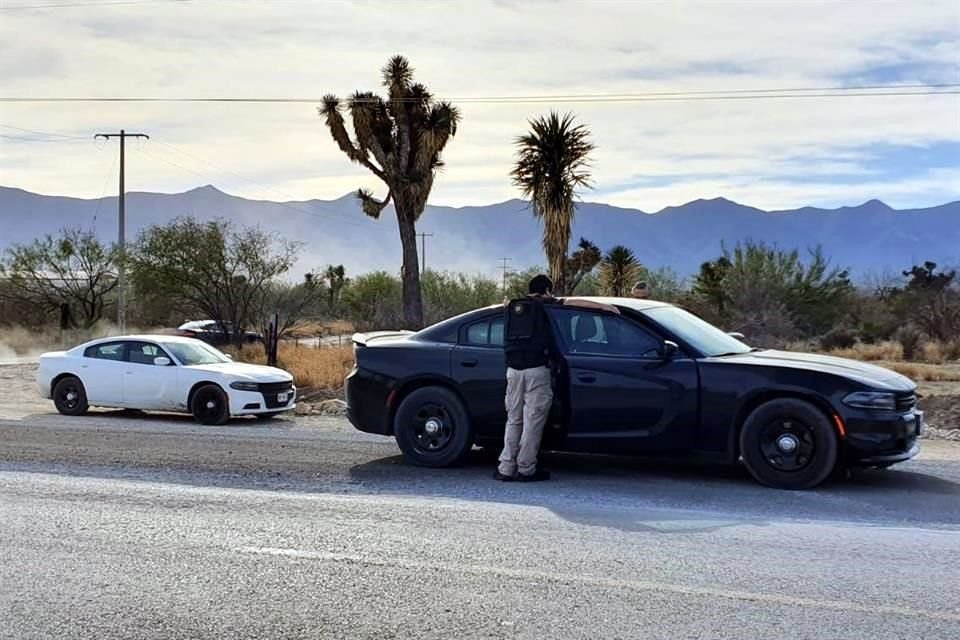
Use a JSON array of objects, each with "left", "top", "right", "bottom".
[
  {"left": 643, "top": 306, "right": 752, "bottom": 357},
  {"left": 163, "top": 341, "right": 231, "bottom": 366}
]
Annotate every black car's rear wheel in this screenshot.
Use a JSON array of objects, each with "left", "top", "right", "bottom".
[
  {"left": 53, "top": 376, "right": 88, "bottom": 416},
  {"left": 394, "top": 387, "right": 473, "bottom": 468},
  {"left": 740, "top": 398, "right": 838, "bottom": 490},
  {"left": 191, "top": 384, "right": 230, "bottom": 426}
]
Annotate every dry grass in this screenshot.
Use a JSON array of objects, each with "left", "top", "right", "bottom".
[
  {"left": 828, "top": 341, "right": 903, "bottom": 362},
  {"left": 824, "top": 340, "right": 960, "bottom": 365},
  {"left": 232, "top": 343, "right": 355, "bottom": 390},
  {"left": 883, "top": 361, "right": 960, "bottom": 382}
]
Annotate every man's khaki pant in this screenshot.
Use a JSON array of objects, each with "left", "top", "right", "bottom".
[{"left": 498, "top": 366, "right": 553, "bottom": 477}]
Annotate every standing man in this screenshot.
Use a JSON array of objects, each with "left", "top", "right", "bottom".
[{"left": 495, "top": 275, "right": 618, "bottom": 482}]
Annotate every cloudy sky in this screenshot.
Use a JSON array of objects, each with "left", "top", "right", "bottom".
[{"left": 1, "top": 0, "right": 958, "bottom": 212}]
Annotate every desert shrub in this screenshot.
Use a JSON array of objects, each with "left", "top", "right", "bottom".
[
  {"left": 945, "top": 340, "right": 960, "bottom": 362},
  {"left": 819, "top": 328, "right": 858, "bottom": 351},
  {"left": 895, "top": 326, "right": 922, "bottom": 361},
  {"left": 692, "top": 242, "right": 853, "bottom": 342}
]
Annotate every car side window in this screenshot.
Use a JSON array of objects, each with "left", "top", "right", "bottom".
[
  {"left": 83, "top": 342, "right": 126, "bottom": 361},
  {"left": 126, "top": 341, "right": 169, "bottom": 366},
  {"left": 551, "top": 308, "right": 662, "bottom": 358},
  {"left": 463, "top": 316, "right": 505, "bottom": 348}
]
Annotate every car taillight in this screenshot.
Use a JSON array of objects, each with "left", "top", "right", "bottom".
[{"left": 178, "top": 330, "right": 196, "bottom": 337}]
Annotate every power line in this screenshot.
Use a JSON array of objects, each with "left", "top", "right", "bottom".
[
  {"left": 1, "top": 86, "right": 957, "bottom": 105},
  {"left": 91, "top": 149, "right": 118, "bottom": 232}
]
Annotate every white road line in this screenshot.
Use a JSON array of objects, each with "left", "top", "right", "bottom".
[{"left": 237, "top": 546, "right": 960, "bottom": 623}]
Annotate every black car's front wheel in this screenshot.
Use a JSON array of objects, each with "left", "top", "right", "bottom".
[
  {"left": 740, "top": 398, "right": 838, "bottom": 490},
  {"left": 394, "top": 387, "right": 473, "bottom": 468}
]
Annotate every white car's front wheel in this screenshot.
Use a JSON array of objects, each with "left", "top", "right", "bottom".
[
  {"left": 53, "top": 376, "right": 89, "bottom": 416},
  {"left": 191, "top": 384, "right": 230, "bottom": 426}
]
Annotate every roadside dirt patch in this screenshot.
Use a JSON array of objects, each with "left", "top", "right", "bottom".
[{"left": 0, "top": 362, "right": 51, "bottom": 419}]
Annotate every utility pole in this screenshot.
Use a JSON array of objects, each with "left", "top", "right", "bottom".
[
  {"left": 416, "top": 232, "right": 434, "bottom": 275},
  {"left": 95, "top": 129, "right": 149, "bottom": 332},
  {"left": 498, "top": 257, "right": 513, "bottom": 294}
]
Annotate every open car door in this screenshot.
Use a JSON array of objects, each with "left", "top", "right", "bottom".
[{"left": 547, "top": 306, "right": 699, "bottom": 453}]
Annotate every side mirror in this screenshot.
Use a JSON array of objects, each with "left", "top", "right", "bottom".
[
  {"left": 154, "top": 356, "right": 171, "bottom": 366},
  {"left": 727, "top": 332, "right": 745, "bottom": 340},
  {"left": 225, "top": 354, "right": 234, "bottom": 360},
  {"left": 662, "top": 340, "right": 679, "bottom": 360}
]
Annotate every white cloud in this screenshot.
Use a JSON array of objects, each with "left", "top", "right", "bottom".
[{"left": 1, "top": 0, "right": 958, "bottom": 209}]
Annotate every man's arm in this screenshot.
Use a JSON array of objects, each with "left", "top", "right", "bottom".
[{"left": 561, "top": 297, "right": 621, "bottom": 314}]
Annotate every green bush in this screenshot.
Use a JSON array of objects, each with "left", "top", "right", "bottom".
[
  {"left": 421, "top": 270, "right": 500, "bottom": 325},
  {"left": 341, "top": 271, "right": 403, "bottom": 331}
]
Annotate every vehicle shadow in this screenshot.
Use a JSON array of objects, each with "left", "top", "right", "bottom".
[
  {"left": 346, "top": 448, "right": 960, "bottom": 531},
  {"left": 17, "top": 409, "right": 300, "bottom": 430}
]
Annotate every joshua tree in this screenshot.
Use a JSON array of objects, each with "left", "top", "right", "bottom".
[
  {"left": 324, "top": 264, "right": 346, "bottom": 309},
  {"left": 564, "top": 238, "right": 602, "bottom": 294},
  {"left": 318, "top": 55, "right": 460, "bottom": 328},
  {"left": 598, "top": 245, "right": 642, "bottom": 297},
  {"left": 511, "top": 111, "right": 595, "bottom": 295}
]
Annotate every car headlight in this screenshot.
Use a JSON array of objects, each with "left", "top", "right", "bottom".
[
  {"left": 229, "top": 381, "right": 260, "bottom": 392},
  {"left": 842, "top": 391, "right": 896, "bottom": 411}
]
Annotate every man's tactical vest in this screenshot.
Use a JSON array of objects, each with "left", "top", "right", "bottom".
[{"left": 504, "top": 297, "right": 555, "bottom": 370}]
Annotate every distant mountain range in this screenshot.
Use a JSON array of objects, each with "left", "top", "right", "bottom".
[{"left": 1, "top": 185, "right": 957, "bottom": 280}]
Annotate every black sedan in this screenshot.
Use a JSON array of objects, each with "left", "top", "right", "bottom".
[
  {"left": 176, "top": 320, "right": 262, "bottom": 347},
  {"left": 345, "top": 298, "right": 922, "bottom": 489}
]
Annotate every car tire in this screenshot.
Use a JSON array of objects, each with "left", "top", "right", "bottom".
[
  {"left": 190, "top": 384, "right": 230, "bottom": 426},
  {"left": 739, "top": 398, "right": 838, "bottom": 490},
  {"left": 52, "top": 376, "right": 89, "bottom": 416},
  {"left": 394, "top": 387, "right": 473, "bottom": 468}
]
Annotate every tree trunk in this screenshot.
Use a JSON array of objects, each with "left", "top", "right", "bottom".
[
  {"left": 551, "top": 258, "right": 568, "bottom": 297},
  {"left": 395, "top": 202, "right": 424, "bottom": 329}
]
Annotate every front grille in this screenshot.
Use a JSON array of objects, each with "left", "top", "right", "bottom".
[
  {"left": 259, "top": 381, "right": 293, "bottom": 394},
  {"left": 260, "top": 381, "right": 294, "bottom": 409},
  {"left": 895, "top": 393, "right": 917, "bottom": 413}
]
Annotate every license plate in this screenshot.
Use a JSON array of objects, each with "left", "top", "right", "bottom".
[
  {"left": 277, "top": 392, "right": 289, "bottom": 403},
  {"left": 915, "top": 411, "right": 924, "bottom": 436}
]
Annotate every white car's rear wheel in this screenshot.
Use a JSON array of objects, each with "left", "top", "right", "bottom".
[
  {"left": 191, "top": 384, "right": 230, "bottom": 425},
  {"left": 53, "top": 376, "right": 89, "bottom": 416}
]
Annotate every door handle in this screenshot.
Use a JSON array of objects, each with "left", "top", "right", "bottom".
[
  {"left": 459, "top": 359, "right": 478, "bottom": 368},
  {"left": 577, "top": 374, "right": 597, "bottom": 383}
]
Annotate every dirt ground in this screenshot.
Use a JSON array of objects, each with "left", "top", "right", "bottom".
[{"left": 3, "top": 361, "right": 956, "bottom": 436}]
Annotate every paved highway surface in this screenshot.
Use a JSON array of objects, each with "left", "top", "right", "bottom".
[{"left": 1, "top": 412, "right": 958, "bottom": 639}]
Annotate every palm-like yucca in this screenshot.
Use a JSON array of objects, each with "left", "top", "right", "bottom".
[
  {"left": 318, "top": 55, "right": 461, "bottom": 328},
  {"left": 599, "top": 245, "right": 642, "bottom": 297},
  {"left": 511, "top": 112, "right": 595, "bottom": 295}
]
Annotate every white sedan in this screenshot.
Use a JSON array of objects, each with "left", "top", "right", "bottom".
[{"left": 37, "top": 335, "right": 296, "bottom": 424}]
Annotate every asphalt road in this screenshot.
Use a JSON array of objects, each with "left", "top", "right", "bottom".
[{"left": 1, "top": 412, "right": 959, "bottom": 639}]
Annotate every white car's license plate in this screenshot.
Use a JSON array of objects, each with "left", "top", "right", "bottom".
[{"left": 277, "top": 392, "right": 289, "bottom": 403}]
